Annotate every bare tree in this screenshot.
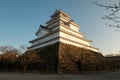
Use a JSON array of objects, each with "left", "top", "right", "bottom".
[
  {"left": 0, "top": 45, "right": 20, "bottom": 71},
  {"left": 0, "top": 46, "right": 18, "bottom": 54},
  {"left": 0, "top": 45, "right": 20, "bottom": 60},
  {"left": 93, "top": 0, "right": 120, "bottom": 31}
]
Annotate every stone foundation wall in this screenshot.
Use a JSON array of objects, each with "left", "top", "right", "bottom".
[{"left": 35, "top": 42, "right": 107, "bottom": 73}]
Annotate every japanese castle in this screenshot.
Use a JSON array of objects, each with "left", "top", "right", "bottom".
[{"left": 28, "top": 10, "right": 98, "bottom": 52}]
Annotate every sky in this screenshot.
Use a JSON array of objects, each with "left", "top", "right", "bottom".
[{"left": 0, "top": 0, "right": 120, "bottom": 55}]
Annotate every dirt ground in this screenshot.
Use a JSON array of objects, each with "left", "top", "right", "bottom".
[{"left": 0, "top": 71, "right": 120, "bottom": 80}]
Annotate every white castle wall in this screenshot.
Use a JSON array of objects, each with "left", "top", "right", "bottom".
[
  {"left": 32, "top": 32, "right": 59, "bottom": 46},
  {"left": 30, "top": 38, "right": 59, "bottom": 50},
  {"left": 37, "top": 30, "right": 49, "bottom": 38},
  {"left": 60, "top": 38, "right": 98, "bottom": 52},
  {"left": 60, "top": 25, "right": 83, "bottom": 37},
  {"left": 69, "top": 24, "right": 79, "bottom": 32},
  {"left": 59, "top": 31, "right": 90, "bottom": 46},
  {"left": 48, "top": 22, "right": 59, "bottom": 28},
  {"left": 51, "top": 27, "right": 59, "bottom": 31}
]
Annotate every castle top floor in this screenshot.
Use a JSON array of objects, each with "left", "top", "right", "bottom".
[{"left": 46, "top": 9, "right": 80, "bottom": 32}]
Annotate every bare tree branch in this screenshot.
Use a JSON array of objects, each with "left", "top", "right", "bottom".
[{"left": 93, "top": 0, "right": 120, "bottom": 30}]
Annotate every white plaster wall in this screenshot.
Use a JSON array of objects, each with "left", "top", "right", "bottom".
[
  {"left": 60, "top": 38, "right": 98, "bottom": 52},
  {"left": 60, "top": 38, "right": 83, "bottom": 47},
  {"left": 37, "top": 30, "right": 49, "bottom": 38},
  {"left": 32, "top": 32, "right": 59, "bottom": 46},
  {"left": 60, "top": 17, "right": 69, "bottom": 22},
  {"left": 51, "top": 27, "right": 59, "bottom": 31},
  {"left": 60, "top": 26, "right": 83, "bottom": 37},
  {"left": 48, "top": 22, "right": 59, "bottom": 28},
  {"left": 30, "top": 39, "right": 59, "bottom": 50},
  {"left": 60, "top": 31, "right": 90, "bottom": 46},
  {"left": 89, "top": 47, "right": 98, "bottom": 52},
  {"left": 70, "top": 24, "right": 79, "bottom": 32}
]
